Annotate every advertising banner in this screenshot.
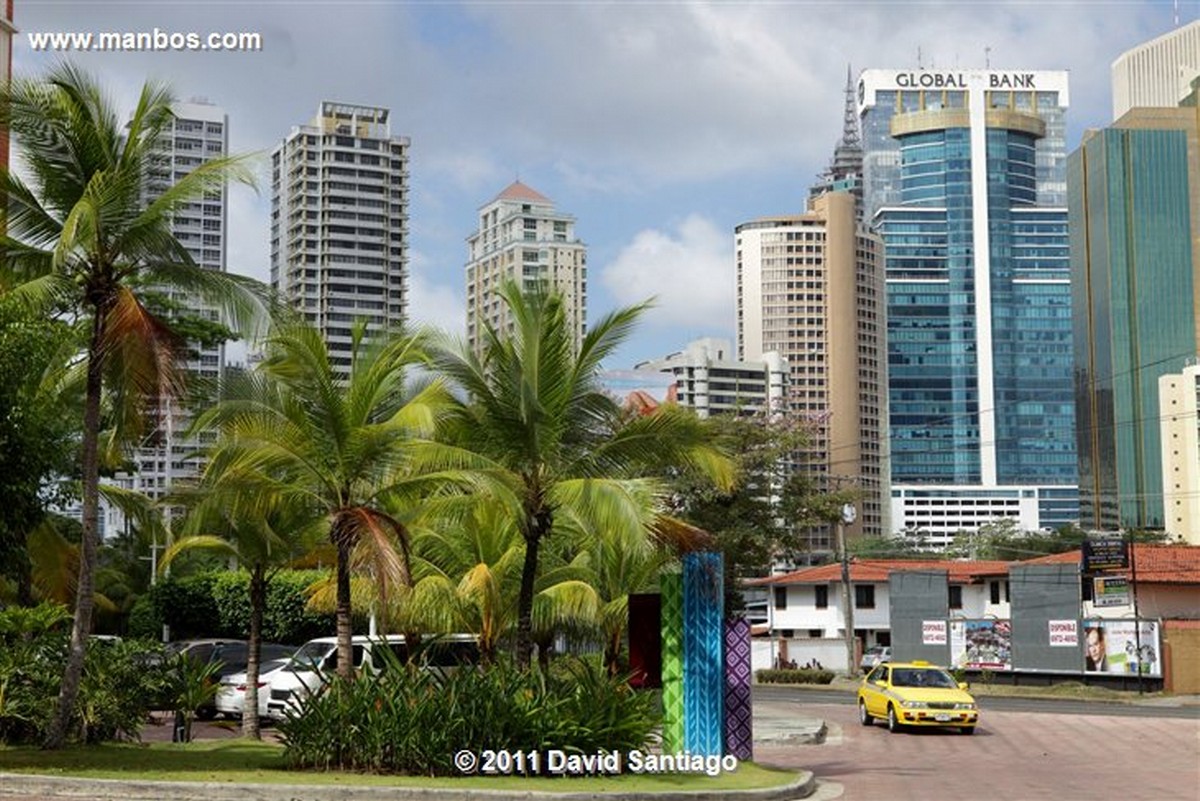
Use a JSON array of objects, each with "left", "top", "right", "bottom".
[
  {"left": 922, "top": 620, "right": 947, "bottom": 645},
  {"left": 1048, "top": 619, "right": 1078, "bottom": 647},
  {"left": 1082, "top": 538, "right": 1128, "bottom": 572},
  {"left": 1082, "top": 620, "right": 1160, "bottom": 676},
  {"left": 1092, "top": 576, "right": 1131, "bottom": 608},
  {"left": 950, "top": 620, "right": 1013, "bottom": 671}
]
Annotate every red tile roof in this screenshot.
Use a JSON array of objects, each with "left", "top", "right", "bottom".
[
  {"left": 1023, "top": 544, "right": 1200, "bottom": 584},
  {"left": 749, "top": 559, "right": 1012, "bottom": 586},
  {"left": 494, "top": 180, "right": 551, "bottom": 204}
]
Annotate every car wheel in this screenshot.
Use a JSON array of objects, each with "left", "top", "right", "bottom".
[
  {"left": 887, "top": 705, "right": 902, "bottom": 733},
  {"left": 195, "top": 706, "right": 216, "bottom": 721},
  {"left": 960, "top": 725, "right": 976, "bottom": 735},
  {"left": 859, "top": 701, "right": 873, "bottom": 726}
]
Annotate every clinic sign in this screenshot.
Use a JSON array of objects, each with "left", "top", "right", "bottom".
[{"left": 894, "top": 72, "right": 1039, "bottom": 89}]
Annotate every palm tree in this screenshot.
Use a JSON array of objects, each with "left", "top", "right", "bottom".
[
  {"left": 160, "top": 482, "right": 323, "bottom": 738},
  {"left": 191, "top": 322, "right": 466, "bottom": 680},
  {"left": 430, "top": 281, "right": 734, "bottom": 668},
  {"left": 0, "top": 64, "right": 270, "bottom": 747}
]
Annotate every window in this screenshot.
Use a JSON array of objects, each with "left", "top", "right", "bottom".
[
  {"left": 990, "top": 581, "right": 1001, "bottom": 604},
  {"left": 815, "top": 585, "right": 829, "bottom": 609},
  {"left": 949, "top": 585, "right": 963, "bottom": 610},
  {"left": 855, "top": 584, "right": 875, "bottom": 609},
  {"left": 773, "top": 587, "right": 787, "bottom": 610},
  {"left": 1004, "top": 581, "right": 1010, "bottom": 603}
]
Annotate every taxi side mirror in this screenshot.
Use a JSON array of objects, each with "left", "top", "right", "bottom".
[{"left": 958, "top": 682, "right": 969, "bottom": 691}]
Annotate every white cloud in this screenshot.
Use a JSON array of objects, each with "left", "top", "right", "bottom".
[
  {"left": 600, "top": 215, "right": 733, "bottom": 331},
  {"left": 406, "top": 250, "right": 465, "bottom": 339}
]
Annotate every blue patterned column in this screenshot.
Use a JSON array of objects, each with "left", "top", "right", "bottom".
[
  {"left": 660, "top": 571, "right": 684, "bottom": 753},
  {"left": 723, "top": 617, "right": 753, "bottom": 760},
  {"left": 683, "top": 552, "right": 723, "bottom": 756}
]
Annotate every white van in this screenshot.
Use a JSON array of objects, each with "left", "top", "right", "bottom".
[{"left": 264, "top": 634, "right": 479, "bottom": 720}]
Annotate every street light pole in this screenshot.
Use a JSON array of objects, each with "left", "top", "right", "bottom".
[{"left": 838, "top": 503, "right": 857, "bottom": 676}]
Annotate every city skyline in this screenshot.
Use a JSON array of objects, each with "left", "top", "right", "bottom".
[{"left": 13, "top": 2, "right": 1198, "bottom": 369}]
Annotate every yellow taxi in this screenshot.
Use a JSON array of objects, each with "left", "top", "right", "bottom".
[{"left": 857, "top": 660, "right": 978, "bottom": 734}]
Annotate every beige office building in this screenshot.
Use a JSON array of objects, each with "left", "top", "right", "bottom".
[
  {"left": 735, "top": 191, "right": 889, "bottom": 543},
  {"left": 466, "top": 181, "right": 586, "bottom": 358},
  {"left": 1112, "top": 20, "right": 1200, "bottom": 118},
  {"left": 1159, "top": 365, "right": 1200, "bottom": 545}
]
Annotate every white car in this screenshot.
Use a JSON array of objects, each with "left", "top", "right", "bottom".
[
  {"left": 860, "top": 645, "right": 892, "bottom": 670},
  {"left": 215, "top": 658, "right": 290, "bottom": 720}
]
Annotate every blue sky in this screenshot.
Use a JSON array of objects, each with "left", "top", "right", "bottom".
[{"left": 14, "top": 1, "right": 1200, "bottom": 368}]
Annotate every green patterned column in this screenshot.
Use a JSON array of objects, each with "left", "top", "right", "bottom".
[{"left": 660, "top": 571, "right": 684, "bottom": 753}]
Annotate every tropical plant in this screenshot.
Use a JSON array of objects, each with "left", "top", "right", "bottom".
[
  {"left": 189, "top": 321, "right": 466, "bottom": 682},
  {"left": 0, "top": 64, "right": 270, "bottom": 747},
  {"left": 429, "top": 280, "right": 734, "bottom": 668},
  {"left": 161, "top": 483, "right": 323, "bottom": 738}
]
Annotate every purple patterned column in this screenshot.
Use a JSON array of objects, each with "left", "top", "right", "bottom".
[{"left": 723, "top": 617, "right": 753, "bottom": 760}]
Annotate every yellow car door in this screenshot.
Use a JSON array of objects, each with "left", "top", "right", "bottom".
[{"left": 864, "top": 665, "right": 889, "bottom": 717}]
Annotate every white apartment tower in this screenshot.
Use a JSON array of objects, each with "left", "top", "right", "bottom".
[
  {"left": 635, "top": 338, "right": 787, "bottom": 419},
  {"left": 271, "top": 103, "right": 409, "bottom": 371},
  {"left": 465, "top": 181, "right": 586, "bottom": 358},
  {"left": 1160, "top": 364, "right": 1200, "bottom": 545},
  {"left": 1112, "top": 20, "right": 1200, "bottom": 118},
  {"left": 106, "top": 101, "right": 230, "bottom": 538}
]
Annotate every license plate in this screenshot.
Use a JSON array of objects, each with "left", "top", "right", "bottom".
[{"left": 935, "top": 714, "right": 952, "bottom": 722}]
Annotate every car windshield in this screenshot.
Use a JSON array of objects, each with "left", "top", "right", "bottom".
[
  {"left": 288, "top": 642, "right": 332, "bottom": 671},
  {"left": 891, "top": 668, "right": 958, "bottom": 689}
]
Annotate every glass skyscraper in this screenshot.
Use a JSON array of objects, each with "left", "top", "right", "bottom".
[{"left": 859, "top": 69, "right": 1078, "bottom": 543}]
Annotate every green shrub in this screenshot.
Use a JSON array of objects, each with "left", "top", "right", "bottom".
[
  {"left": 755, "top": 668, "right": 836, "bottom": 685},
  {"left": 126, "top": 595, "right": 162, "bottom": 640},
  {"left": 0, "top": 603, "right": 166, "bottom": 744},
  {"left": 279, "top": 655, "right": 659, "bottom": 775}
]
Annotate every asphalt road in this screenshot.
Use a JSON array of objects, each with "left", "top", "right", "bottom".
[
  {"left": 752, "top": 685, "right": 1200, "bottom": 719},
  {"left": 756, "top": 701, "right": 1200, "bottom": 801}
]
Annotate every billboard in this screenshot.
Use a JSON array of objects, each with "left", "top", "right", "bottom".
[
  {"left": 1092, "top": 576, "right": 1131, "bottom": 608},
  {"left": 1082, "top": 620, "right": 1161, "bottom": 676},
  {"left": 950, "top": 620, "right": 1013, "bottom": 671},
  {"left": 1083, "top": 538, "right": 1128, "bottom": 572}
]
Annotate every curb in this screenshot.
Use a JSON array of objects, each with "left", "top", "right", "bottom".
[{"left": 0, "top": 771, "right": 818, "bottom": 801}]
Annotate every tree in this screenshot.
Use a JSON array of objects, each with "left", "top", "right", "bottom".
[
  {"left": 0, "top": 302, "right": 81, "bottom": 604},
  {"left": 430, "top": 281, "right": 734, "bottom": 668},
  {"left": 0, "top": 64, "right": 270, "bottom": 747},
  {"left": 191, "top": 322, "right": 462, "bottom": 681},
  {"left": 160, "top": 483, "right": 322, "bottom": 738}
]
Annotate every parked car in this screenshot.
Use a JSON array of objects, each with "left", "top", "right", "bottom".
[
  {"left": 860, "top": 645, "right": 892, "bottom": 669},
  {"left": 214, "top": 658, "right": 291, "bottom": 720},
  {"left": 857, "top": 660, "right": 978, "bottom": 734},
  {"left": 265, "top": 634, "right": 479, "bottom": 721},
  {"left": 167, "top": 640, "right": 296, "bottom": 719}
]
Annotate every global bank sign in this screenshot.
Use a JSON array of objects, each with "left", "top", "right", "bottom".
[{"left": 893, "top": 71, "right": 1040, "bottom": 89}]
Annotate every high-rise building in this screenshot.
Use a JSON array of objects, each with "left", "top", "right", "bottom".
[
  {"left": 634, "top": 338, "right": 786, "bottom": 419},
  {"left": 465, "top": 181, "right": 586, "bottom": 358},
  {"left": 858, "top": 68, "right": 1078, "bottom": 543},
  {"left": 1160, "top": 364, "right": 1200, "bottom": 545},
  {"left": 271, "top": 102, "right": 409, "bottom": 371},
  {"left": 736, "top": 191, "right": 888, "bottom": 543},
  {"left": 102, "top": 101, "right": 230, "bottom": 536},
  {"left": 1068, "top": 105, "right": 1200, "bottom": 532},
  {"left": 1112, "top": 20, "right": 1200, "bottom": 119},
  {"left": 1, "top": 0, "right": 14, "bottom": 171},
  {"left": 809, "top": 66, "right": 865, "bottom": 214}
]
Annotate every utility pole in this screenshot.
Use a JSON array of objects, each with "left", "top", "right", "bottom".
[{"left": 838, "top": 503, "right": 857, "bottom": 676}]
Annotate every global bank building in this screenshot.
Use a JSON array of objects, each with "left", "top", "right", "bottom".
[{"left": 858, "top": 69, "right": 1079, "bottom": 547}]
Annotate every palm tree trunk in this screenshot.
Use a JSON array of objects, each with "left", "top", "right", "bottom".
[
  {"left": 335, "top": 537, "right": 354, "bottom": 680},
  {"left": 243, "top": 563, "right": 266, "bottom": 739},
  {"left": 515, "top": 530, "right": 540, "bottom": 670},
  {"left": 44, "top": 310, "right": 106, "bottom": 749}
]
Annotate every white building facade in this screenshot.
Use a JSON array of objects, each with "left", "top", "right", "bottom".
[
  {"left": 271, "top": 102, "right": 409, "bottom": 372},
  {"left": 1160, "top": 364, "right": 1200, "bottom": 544},
  {"left": 634, "top": 337, "right": 785, "bottom": 418},
  {"left": 1112, "top": 20, "right": 1200, "bottom": 118},
  {"left": 465, "top": 181, "right": 586, "bottom": 359}
]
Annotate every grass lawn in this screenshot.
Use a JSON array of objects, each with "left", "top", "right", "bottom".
[{"left": 0, "top": 740, "right": 800, "bottom": 791}]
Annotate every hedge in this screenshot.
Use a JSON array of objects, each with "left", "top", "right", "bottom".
[
  {"left": 146, "top": 570, "right": 338, "bottom": 644},
  {"left": 755, "top": 668, "right": 836, "bottom": 685}
]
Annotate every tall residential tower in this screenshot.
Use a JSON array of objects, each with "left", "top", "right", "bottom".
[
  {"left": 271, "top": 102, "right": 409, "bottom": 370},
  {"left": 736, "top": 191, "right": 889, "bottom": 543},
  {"left": 859, "top": 69, "right": 1078, "bottom": 545},
  {"left": 1112, "top": 19, "right": 1200, "bottom": 118},
  {"left": 465, "top": 181, "right": 587, "bottom": 358}
]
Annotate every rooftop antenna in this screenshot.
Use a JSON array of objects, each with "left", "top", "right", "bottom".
[
  {"left": 917, "top": 46, "right": 923, "bottom": 69},
  {"left": 985, "top": 46, "right": 992, "bottom": 69},
  {"left": 1175, "top": 0, "right": 1180, "bottom": 27}
]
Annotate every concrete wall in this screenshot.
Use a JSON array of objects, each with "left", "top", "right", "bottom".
[
  {"left": 1163, "top": 620, "right": 1200, "bottom": 694},
  {"left": 752, "top": 638, "right": 850, "bottom": 673}
]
